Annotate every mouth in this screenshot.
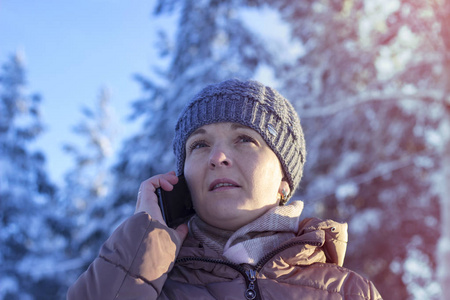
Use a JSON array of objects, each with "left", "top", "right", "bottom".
[{"left": 209, "top": 178, "right": 240, "bottom": 191}]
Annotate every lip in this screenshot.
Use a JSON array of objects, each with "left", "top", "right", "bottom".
[{"left": 209, "top": 178, "right": 241, "bottom": 191}]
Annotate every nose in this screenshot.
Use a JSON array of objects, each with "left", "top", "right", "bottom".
[{"left": 209, "top": 145, "right": 231, "bottom": 168}]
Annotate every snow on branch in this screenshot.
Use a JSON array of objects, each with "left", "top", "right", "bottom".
[
  {"left": 300, "top": 89, "right": 448, "bottom": 118},
  {"left": 305, "top": 149, "right": 437, "bottom": 202}
]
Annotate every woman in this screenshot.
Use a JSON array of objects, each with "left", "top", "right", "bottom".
[{"left": 68, "top": 79, "right": 382, "bottom": 299}]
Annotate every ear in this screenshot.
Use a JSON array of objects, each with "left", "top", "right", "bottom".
[{"left": 277, "top": 180, "right": 291, "bottom": 204}]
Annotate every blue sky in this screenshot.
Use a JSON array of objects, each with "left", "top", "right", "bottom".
[
  {"left": 0, "top": 0, "right": 169, "bottom": 183},
  {"left": 0, "top": 1, "right": 295, "bottom": 186}
]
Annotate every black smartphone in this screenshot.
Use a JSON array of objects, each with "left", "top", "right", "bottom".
[{"left": 156, "top": 175, "right": 195, "bottom": 228}]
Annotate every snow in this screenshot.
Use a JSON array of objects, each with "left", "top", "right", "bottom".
[
  {"left": 238, "top": 6, "right": 305, "bottom": 63},
  {"left": 414, "top": 155, "right": 434, "bottom": 169},
  {"left": 336, "top": 182, "right": 359, "bottom": 201},
  {"left": 425, "top": 119, "right": 450, "bottom": 152},
  {"left": 403, "top": 248, "right": 442, "bottom": 299},
  {"left": 349, "top": 209, "right": 383, "bottom": 235},
  {"left": 0, "top": 277, "right": 20, "bottom": 299},
  {"left": 334, "top": 152, "right": 361, "bottom": 178},
  {"left": 437, "top": 237, "right": 450, "bottom": 279}
]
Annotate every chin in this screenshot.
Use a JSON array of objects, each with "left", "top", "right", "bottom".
[{"left": 198, "top": 211, "right": 237, "bottom": 228}]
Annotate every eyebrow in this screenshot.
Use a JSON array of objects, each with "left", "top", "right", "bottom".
[
  {"left": 188, "top": 123, "right": 251, "bottom": 139},
  {"left": 188, "top": 128, "right": 206, "bottom": 140},
  {"left": 230, "top": 123, "right": 251, "bottom": 131}
]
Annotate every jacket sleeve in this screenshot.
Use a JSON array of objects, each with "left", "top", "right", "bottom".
[{"left": 67, "top": 212, "right": 182, "bottom": 300}]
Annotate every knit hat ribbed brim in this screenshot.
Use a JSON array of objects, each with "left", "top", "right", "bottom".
[{"left": 173, "top": 79, "right": 306, "bottom": 200}]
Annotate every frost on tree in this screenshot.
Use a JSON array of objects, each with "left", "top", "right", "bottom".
[
  {"left": 112, "top": 0, "right": 273, "bottom": 211},
  {"left": 265, "top": 0, "right": 446, "bottom": 299},
  {"left": 0, "top": 53, "right": 59, "bottom": 299},
  {"left": 61, "top": 88, "right": 121, "bottom": 288}
]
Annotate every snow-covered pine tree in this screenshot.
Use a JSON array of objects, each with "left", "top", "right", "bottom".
[
  {"left": 60, "top": 88, "right": 119, "bottom": 289},
  {"left": 268, "top": 0, "right": 445, "bottom": 298},
  {"left": 111, "top": 0, "right": 273, "bottom": 215},
  {"left": 65, "top": 1, "right": 284, "bottom": 286},
  {"left": 0, "top": 53, "right": 58, "bottom": 299},
  {"left": 435, "top": 1, "right": 450, "bottom": 298}
]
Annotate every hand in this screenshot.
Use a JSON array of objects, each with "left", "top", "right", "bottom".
[{"left": 135, "top": 171, "right": 188, "bottom": 244}]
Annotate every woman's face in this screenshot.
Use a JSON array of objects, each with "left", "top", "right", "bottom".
[{"left": 184, "top": 122, "right": 289, "bottom": 230}]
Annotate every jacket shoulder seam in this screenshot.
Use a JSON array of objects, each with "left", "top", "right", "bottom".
[{"left": 99, "top": 255, "right": 159, "bottom": 290}]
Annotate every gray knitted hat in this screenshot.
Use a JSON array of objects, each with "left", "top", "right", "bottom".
[{"left": 173, "top": 79, "right": 306, "bottom": 200}]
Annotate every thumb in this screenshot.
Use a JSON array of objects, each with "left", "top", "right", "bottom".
[{"left": 174, "top": 223, "right": 189, "bottom": 245}]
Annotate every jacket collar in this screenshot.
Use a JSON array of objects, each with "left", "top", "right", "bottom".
[
  {"left": 179, "top": 215, "right": 348, "bottom": 268},
  {"left": 297, "top": 218, "right": 348, "bottom": 266}
]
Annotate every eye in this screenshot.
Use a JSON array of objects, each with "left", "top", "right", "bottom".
[
  {"left": 188, "top": 140, "right": 208, "bottom": 152},
  {"left": 237, "top": 135, "right": 257, "bottom": 144}
]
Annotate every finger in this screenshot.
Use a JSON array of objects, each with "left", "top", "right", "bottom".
[
  {"left": 142, "top": 171, "right": 178, "bottom": 193},
  {"left": 135, "top": 178, "right": 161, "bottom": 216},
  {"left": 160, "top": 171, "right": 179, "bottom": 190},
  {"left": 136, "top": 190, "right": 141, "bottom": 207},
  {"left": 134, "top": 172, "right": 179, "bottom": 225},
  {"left": 159, "top": 178, "right": 177, "bottom": 191},
  {"left": 174, "top": 223, "right": 189, "bottom": 245}
]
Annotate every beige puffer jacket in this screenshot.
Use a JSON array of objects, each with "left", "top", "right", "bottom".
[{"left": 67, "top": 212, "right": 382, "bottom": 300}]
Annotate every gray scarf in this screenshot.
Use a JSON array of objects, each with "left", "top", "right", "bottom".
[{"left": 189, "top": 200, "right": 304, "bottom": 265}]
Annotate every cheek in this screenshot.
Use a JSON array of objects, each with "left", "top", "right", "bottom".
[
  {"left": 184, "top": 153, "right": 200, "bottom": 176},
  {"left": 184, "top": 161, "right": 196, "bottom": 189},
  {"left": 252, "top": 156, "right": 283, "bottom": 192},
  {"left": 184, "top": 159, "right": 203, "bottom": 204}
]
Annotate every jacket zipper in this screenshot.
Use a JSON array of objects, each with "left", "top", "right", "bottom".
[
  {"left": 176, "top": 256, "right": 261, "bottom": 300},
  {"left": 175, "top": 240, "right": 321, "bottom": 300},
  {"left": 244, "top": 269, "right": 258, "bottom": 300}
]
